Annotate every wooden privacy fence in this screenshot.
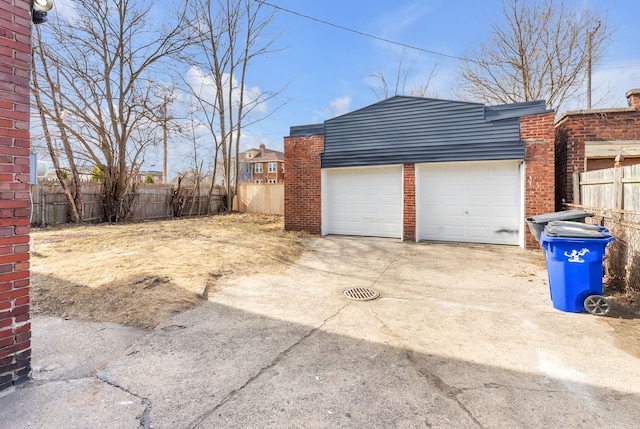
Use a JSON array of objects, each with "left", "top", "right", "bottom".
[
  {"left": 30, "top": 182, "right": 224, "bottom": 225},
  {"left": 574, "top": 164, "right": 640, "bottom": 211},
  {"left": 234, "top": 183, "right": 284, "bottom": 215}
]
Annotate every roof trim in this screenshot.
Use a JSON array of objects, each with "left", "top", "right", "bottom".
[
  {"left": 556, "top": 107, "right": 636, "bottom": 124},
  {"left": 484, "top": 100, "right": 548, "bottom": 121}
]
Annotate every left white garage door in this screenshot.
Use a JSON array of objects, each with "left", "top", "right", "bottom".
[{"left": 324, "top": 166, "right": 403, "bottom": 238}]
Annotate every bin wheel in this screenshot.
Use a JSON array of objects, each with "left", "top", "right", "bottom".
[{"left": 584, "top": 295, "right": 610, "bottom": 316}]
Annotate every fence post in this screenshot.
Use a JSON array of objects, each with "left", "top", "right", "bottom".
[
  {"left": 41, "top": 186, "right": 47, "bottom": 226},
  {"left": 614, "top": 155, "right": 624, "bottom": 210},
  {"left": 572, "top": 171, "right": 581, "bottom": 205}
]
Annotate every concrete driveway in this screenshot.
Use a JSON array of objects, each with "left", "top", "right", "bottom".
[{"left": 2, "top": 236, "right": 639, "bottom": 428}]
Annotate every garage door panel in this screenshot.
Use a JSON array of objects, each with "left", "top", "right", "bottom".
[
  {"left": 446, "top": 205, "right": 465, "bottom": 216},
  {"left": 325, "top": 166, "right": 402, "bottom": 238},
  {"left": 418, "top": 161, "right": 521, "bottom": 245}
]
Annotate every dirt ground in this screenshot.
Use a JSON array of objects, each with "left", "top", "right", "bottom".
[
  {"left": 605, "top": 293, "right": 640, "bottom": 358},
  {"left": 30, "top": 214, "right": 306, "bottom": 329}
]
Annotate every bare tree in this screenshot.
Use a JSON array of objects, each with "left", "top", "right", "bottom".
[
  {"left": 31, "top": 26, "right": 84, "bottom": 222},
  {"left": 183, "top": 106, "right": 211, "bottom": 216},
  {"left": 183, "top": 0, "right": 281, "bottom": 211},
  {"left": 457, "top": 0, "right": 611, "bottom": 111},
  {"left": 369, "top": 51, "right": 439, "bottom": 100},
  {"left": 31, "top": 0, "right": 190, "bottom": 221}
]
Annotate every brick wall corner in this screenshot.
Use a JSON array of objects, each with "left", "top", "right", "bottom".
[
  {"left": 0, "top": 0, "right": 33, "bottom": 391},
  {"left": 284, "top": 135, "right": 324, "bottom": 235},
  {"left": 522, "top": 111, "right": 555, "bottom": 249}
]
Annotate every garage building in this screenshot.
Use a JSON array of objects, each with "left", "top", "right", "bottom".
[{"left": 284, "top": 96, "right": 555, "bottom": 249}]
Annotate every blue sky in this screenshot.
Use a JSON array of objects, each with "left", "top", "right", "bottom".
[
  {"left": 248, "top": 0, "right": 640, "bottom": 153},
  {"left": 47, "top": 0, "right": 640, "bottom": 176}
]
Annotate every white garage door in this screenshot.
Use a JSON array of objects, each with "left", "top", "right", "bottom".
[
  {"left": 324, "top": 166, "right": 402, "bottom": 238},
  {"left": 418, "top": 161, "right": 521, "bottom": 245}
]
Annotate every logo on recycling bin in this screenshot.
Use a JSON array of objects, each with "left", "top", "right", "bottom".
[{"left": 564, "top": 248, "right": 589, "bottom": 263}]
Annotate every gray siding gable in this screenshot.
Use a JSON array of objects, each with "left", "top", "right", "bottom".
[
  {"left": 318, "top": 96, "right": 547, "bottom": 168},
  {"left": 290, "top": 124, "right": 324, "bottom": 137}
]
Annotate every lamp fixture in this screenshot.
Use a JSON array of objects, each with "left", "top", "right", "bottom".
[{"left": 31, "top": 0, "right": 54, "bottom": 25}]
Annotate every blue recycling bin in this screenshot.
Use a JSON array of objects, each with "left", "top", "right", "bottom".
[{"left": 540, "top": 221, "right": 613, "bottom": 313}]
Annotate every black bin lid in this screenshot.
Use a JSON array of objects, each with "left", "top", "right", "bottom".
[{"left": 545, "top": 221, "right": 610, "bottom": 238}]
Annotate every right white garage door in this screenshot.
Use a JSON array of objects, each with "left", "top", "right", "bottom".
[{"left": 417, "top": 161, "right": 522, "bottom": 245}]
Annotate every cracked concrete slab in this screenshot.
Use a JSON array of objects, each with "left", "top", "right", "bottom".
[
  {"left": 1, "top": 236, "right": 639, "bottom": 428},
  {"left": 31, "top": 316, "right": 145, "bottom": 381},
  {"left": 0, "top": 378, "right": 146, "bottom": 429},
  {"left": 0, "top": 316, "right": 147, "bottom": 429}
]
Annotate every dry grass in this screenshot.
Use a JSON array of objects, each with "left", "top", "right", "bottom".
[{"left": 30, "top": 213, "right": 306, "bottom": 329}]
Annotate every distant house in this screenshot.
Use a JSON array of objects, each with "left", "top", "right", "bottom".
[
  {"left": 136, "top": 170, "right": 163, "bottom": 183},
  {"left": 238, "top": 143, "right": 285, "bottom": 184}
]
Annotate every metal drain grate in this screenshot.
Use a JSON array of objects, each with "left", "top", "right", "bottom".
[{"left": 342, "top": 287, "right": 380, "bottom": 301}]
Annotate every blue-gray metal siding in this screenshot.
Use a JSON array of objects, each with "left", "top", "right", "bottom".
[
  {"left": 289, "top": 124, "right": 324, "bottom": 137},
  {"left": 318, "top": 96, "right": 547, "bottom": 169}
]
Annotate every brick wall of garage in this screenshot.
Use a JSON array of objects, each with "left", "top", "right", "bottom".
[
  {"left": 285, "top": 112, "right": 556, "bottom": 250},
  {"left": 555, "top": 90, "right": 640, "bottom": 208},
  {"left": 0, "top": 0, "right": 32, "bottom": 391},
  {"left": 283, "top": 135, "right": 324, "bottom": 234},
  {"left": 521, "top": 111, "right": 556, "bottom": 249}
]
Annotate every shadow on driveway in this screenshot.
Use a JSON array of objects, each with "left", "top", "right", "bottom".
[{"left": 2, "top": 237, "right": 639, "bottom": 428}]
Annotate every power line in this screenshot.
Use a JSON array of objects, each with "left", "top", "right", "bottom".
[
  {"left": 598, "top": 63, "right": 640, "bottom": 71},
  {"left": 257, "top": 1, "right": 475, "bottom": 64}
]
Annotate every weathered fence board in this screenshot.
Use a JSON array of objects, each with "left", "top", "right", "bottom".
[
  {"left": 577, "top": 164, "right": 640, "bottom": 211},
  {"left": 31, "top": 182, "right": 224, "bottom": 225},
  {"left": 235, "top": 183, "right": 284, "bottom": 215},
  {"left": 128, "top": 185, "right": 174, "bottom": 221}
]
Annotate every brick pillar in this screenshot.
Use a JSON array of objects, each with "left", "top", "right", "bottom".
[
  {"left": 284, "top": 135, "right": 324, "bottom": 234},
  {"left": 522, "top": 111, "right": 555, "bottom": 249},
  {"left": 0, "top": 0, "right": 32, "bottom": 391},
  {"left": 626, "top": 88, "right": 640, "bottom": 109},
  {"left": 403, "top": 164, "right": 416, "bottom": 241}
]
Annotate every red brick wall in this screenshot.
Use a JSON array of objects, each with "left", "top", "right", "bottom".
[
  {"left": 522, "top": 112, "right": 556, "bottom": 249},
  {"left": 403, "top": 164, "right": 415, "bottom": 241},
  {"left": 0, "top": 0, "right": 32, "bottom": 390},
  {"left": 284, "top": 136, "right": 324, "bottom": 234},
  {"left": 555, "top": 100, "right": 640, "bottom": 206}
]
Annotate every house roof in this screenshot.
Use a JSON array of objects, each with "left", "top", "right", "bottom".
[
  {"left": 240, "top": 146, "right": 284, "bottom": 162},
  {"left": 290, "top": 96, "right": 549, "bottom": 169}
]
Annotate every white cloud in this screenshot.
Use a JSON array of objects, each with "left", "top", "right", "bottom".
[
  {"left": 371, "top": 2, "right": 432, "bottom": 40},
  {"left": 51, "top": 0, "right": 79, "bottom": 23},
  {"left": 557, "top": 62, "right": 640, "bottom": 113},
  {"left": 185, "top": 66, "right": 268, "bottom": 116},
  {"left": 329, "top": 96, "right": 352, "bottom": 117},
  {"left": 592, "top": 63, "right": 640, "bottom": 108}
]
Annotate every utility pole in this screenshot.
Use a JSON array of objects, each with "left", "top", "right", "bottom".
[
  {"left": 586, "top": 21, "right": 601, "bottom": 110},
  {"left": 162, "top": 98, "right": 168, "bottom": 184},
  {"left": 160, "top": 95, "right": 170, "bottom": 184}
]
